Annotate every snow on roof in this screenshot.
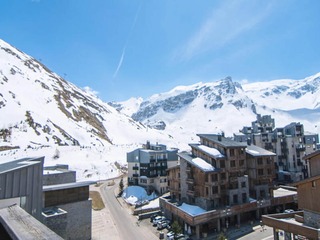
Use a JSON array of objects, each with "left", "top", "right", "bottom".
[
  {"left": 273, "top": 187, "right": 297, "bottom": 198},
  {"left": 178, "top": 203, "right": 207, "bottom": 216},
  {"left": 246, "top": 145, "right": 276, "bottom": 156},
  {"left": 198, "top": 145, "right": 224, "bottom": 158},
  {"left": 192, "top": 157, "right": 215, "bottom": 172}
]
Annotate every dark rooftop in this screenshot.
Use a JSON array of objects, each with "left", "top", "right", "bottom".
[
  {"left": 43, "top": 181, "right": 96, "bottom": 192},
  {"left": 197, "top": 134, "right": 247, "bottom": 148},
  {"left": 0, "top": 157, "right": 44, "bottom": 174}
]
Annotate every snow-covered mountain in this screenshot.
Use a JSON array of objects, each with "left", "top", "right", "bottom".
[
  {"left": 1, "top": 38, "right": 319, "bottom": 181},
  {"left": 0, "top": 39, "right": 183, "bottom": 180},
  {"left": 111, "top": 74, "right": 320, "bottom": 138},
  {"left": 0, "top": 39, "right": 174, "bottom": 150}
]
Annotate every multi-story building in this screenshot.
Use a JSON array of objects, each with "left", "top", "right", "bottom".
[
  {"left": 246, "top": 144, "right": 276, "bottom": 200},
  {"left": 0, "top": 157, "right": 62, "bottom": 239},
  {"left": 127, "top": 141, "right": 178, "bottom": 194},
  {"left": 42, "top": 164, "right": 95, "bottom": 240},
  {"left": 263, "top": 150, "right": 320, "bottom": 240},
  {"left": 0, "top": 158, "right": 94, "bottom": 240},
  {"left": 236, "top": 114, "right": 319, "bottom": 182},
  {"left": 162, "top": 134, "right": 292, "bottom": 239}
]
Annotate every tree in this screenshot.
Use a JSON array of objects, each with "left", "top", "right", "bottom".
[
  {"left": 171, "top": 220, "right": 182, "bottom": 239},
  {"left": 118, "top": 177, "right": 124, "bottom": 197},
  {"left": 218, "top": 232, "right": 227, "bottom": 240}
]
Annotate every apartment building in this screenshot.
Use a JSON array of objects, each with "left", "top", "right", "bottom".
[
  {"left": 263, "top": 151, "right": 320, "bottom": 239},
  {"left": 127, "top": 141, "right": 178, "bottom": 194},
  {"left": 246, "top": 144, "right": 276, "bottom": 200},
  {"left": 236, "top": 114, "right": 319, "bottom": 182},
  {"left": 162, "top": 134, "right": 292, "bottom": 239}
]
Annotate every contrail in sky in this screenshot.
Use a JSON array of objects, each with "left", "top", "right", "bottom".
[
  {"left": 113, "top": 2, "right": 142, "bottom": 78},
  {"left": 113, "top": 47, "right": 126, "bottom": 78}
]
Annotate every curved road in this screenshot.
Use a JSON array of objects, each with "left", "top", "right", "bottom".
[{"left": 99, "top": 179, "right": 158, "bottom": 240}]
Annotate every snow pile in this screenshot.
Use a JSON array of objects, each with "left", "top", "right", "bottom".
[
  {"left": 178, "top": 203, "right": 207, "bottom": 216},
  {"left": 122, "top": 186, "right": 158, "bottom": 206}
]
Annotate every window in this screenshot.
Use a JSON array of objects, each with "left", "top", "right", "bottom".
[
  {"left": 233, "top": 194, "right": 238, "bottom": 204},
  {"left": 211, "top": 174, "right": 218, "bottom": 182},
  {"left": 230, "top": 149, "right": 235, "bottom": 157},
  {"left": 267, "top": 169, "right": 272, "bottom": 175},
  {"left": 221, "top": 173, "right": 226, "bottom": 180},
  {"left": 241, "top": 182, "right": 246, "bottom": 188},
  {"left": 140, "top": 178, "right": 147, "bottom": 184},
  {"left": 239, "top": 160, "right": 245, "bottom": 166},
  {"left": 212, "top": 186, "right": 218, "bottom": 194},
  {"left": 242, "top": 193, "right": 247, "bottom": 203},
  {"left": 230, "top": 160, "right": 236, "bottom": 168},
  {"left": 267, "top": 157, "right": 271, "bottom": 164},
  {"left": 258, "top": 169, "right": 264, "bottom": 176},
  {"left": 257, "top": 158, "right": 263, "bottom": 165},
  {"left": 220, "top": 160, "right": 225, "bottom": 168}
]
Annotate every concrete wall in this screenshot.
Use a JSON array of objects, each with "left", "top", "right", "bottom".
[
  {"left": 43, "top": 208, "right": 67, "bottom": 238},
  {"left": 57, "top": 200, "right": 92, "bottom": 240},
  {"left": 43, "top": 171, "right": 76, "bottom": 185},
  {"left": 0, "top": 157, "right": 44, "bottom": 221}
]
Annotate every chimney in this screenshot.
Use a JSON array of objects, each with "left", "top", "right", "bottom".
[{"left": 146, "top": 141, "right": 150, "bottom": 149}]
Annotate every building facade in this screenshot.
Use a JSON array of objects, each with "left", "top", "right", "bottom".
[
  {"left": 42, "top": 164, "right": 95, "bottom": 240},
  {"left": 0, "top": 157, "right": 44, "bottom": 221},
  {"left": 163, "top": 134, "right": 292, "bottom": 239},
  {"left": 127, "top": 141, "right": 178, "bottom": 194},
  {"left": 236, "top": 114, "right": 319, "bottom": 182}
]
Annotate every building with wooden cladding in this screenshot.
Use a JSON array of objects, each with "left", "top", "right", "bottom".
[
  {"left": 163, "top": 134, "right": 295, "bottom": 239},
  {"left": 263, "top": 150, "right": 320, "bottom": 240},
  {"left": 303, "top": 149, "right": 320, "bottom": 177},
  {"left": 127, "top": 141, "right": 178, "bottom": 194}
]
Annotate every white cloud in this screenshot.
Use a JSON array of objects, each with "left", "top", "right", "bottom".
[
  {"left": 174, "top": 0, "right": 277, "bottom": 62},
  {"left": 83, "top": 86, "right": 99, "bottom": 97}
]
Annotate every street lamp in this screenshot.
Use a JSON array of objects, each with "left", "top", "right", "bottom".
[{"left": 223, "top": 207, "right": 231, "bottom": 229}]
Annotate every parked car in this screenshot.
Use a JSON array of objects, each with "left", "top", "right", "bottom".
[
  {"left": 166, "top": 231, "right": 174, "bottom": 240},
  {"left": 157, "top": 219, "right": 170, "bottom": 230},
  {"left": 150, "top": 213, "right": 159, "bottom": 222},
  {"left": 284, "top": 209, "right": 295, "bottom": 213},
  {"left": 153, "top": 216, "right": 166, "bottom": 226}
]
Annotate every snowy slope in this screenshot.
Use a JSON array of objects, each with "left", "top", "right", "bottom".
[
  {"left": 0, "top": 39, "right": 179, "bottom": 180},
  {"left": 114, "top": 74, "right": 320, "bottom": 139},
  {"left": 0, "top": 39, "right": 174, "bottom": 149}
]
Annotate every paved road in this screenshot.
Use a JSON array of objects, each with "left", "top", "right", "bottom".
[
  {"left": 92, "top": 179, "right": 158, "bottom": 240},
  {"left": 237, "top": 225, "right": 273, "bottom": 240}
]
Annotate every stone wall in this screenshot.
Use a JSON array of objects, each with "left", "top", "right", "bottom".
[
  {"left": 304, "top": 210, "right": 320, "bottom": 228},
  {"left": 58, "top": 200, "right": 92, "bottom": 240},
  {"left": 43, "top": 171, "right": 76, "bottom": 185}
]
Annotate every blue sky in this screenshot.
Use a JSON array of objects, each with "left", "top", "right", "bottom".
[{"left": 1, "top": 0, "right": 320, "bottom": 101}]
